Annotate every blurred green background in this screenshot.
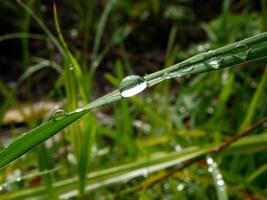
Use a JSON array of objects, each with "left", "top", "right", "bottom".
[{"left": 0, "top": 0, "right": 267, "bottom": 199}]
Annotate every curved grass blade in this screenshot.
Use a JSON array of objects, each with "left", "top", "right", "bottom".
[
  {"left": 1, "top": 32, "right": 267, "bottom": 169},
  {"left": 0, "top": 33, "right": 44, "bottom": 42},
  {"left": 2, "top": 133, "right": 267, "bottom": 199}
]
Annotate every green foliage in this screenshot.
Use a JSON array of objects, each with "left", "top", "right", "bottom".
[{"left": 0, "top": 0, "right": 267, "bottom": 199}]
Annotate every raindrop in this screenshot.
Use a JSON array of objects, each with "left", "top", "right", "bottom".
[
  {"left": 70, "top": 29, "right": 78, "bottom": 39},
  {"left": 69, "top": 64, "right": 74, "bottom": 71},
  {"left": 169, "top": 71, "right": 182, "bottom": 78},
  {"left": 52, "top": 109, "right": 69, "bottom": 121},
  {"left": 119, "top": 75, "right": 148, "bottom": 98},
  {"left": 177, "top": 183, "right": 184, "bottom": 191},
  {"left": 162, "top": 72, "right": 172, "bottom": 80},
  {"left": 206, "top": 157, "right": 213, "bottom": 165},
  {"left": 207, "top": 57, "right": 223, "bottom": 69},
  {"left": 207, "top": 107, "right": 214, "bottom": 114},
  {"left": 216, "top": 174, "right": 222, "bottom": 179},
  {"left": 217, "top": 179, "right": 224, "bottom": 186},
  {"left": 179, "top": 106, "right": 186, "bottom": 113},
  {"left": 175, "top": 145, "right": 182, "bottom": 151},
  {"left": 142, "top": 168, "right": 149, "bottom": 178},
  {"left": 232, "top": 44, "right": 250, "bottom": 61},
  {"left": 179, "top": 65, "right": 194, "bottom": 73},
  {"left": 208, "top": 167, "right": 213, "bottom": 172},
  {"left": 75, "top": 108, "right": 83, "bottom": 112}
]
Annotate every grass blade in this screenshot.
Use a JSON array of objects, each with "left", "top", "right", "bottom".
[{"left": 0, "top": 32, "right": 267, "bottom": 169}]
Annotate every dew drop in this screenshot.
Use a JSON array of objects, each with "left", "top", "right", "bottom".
[
  {"left": 75, "top": 108, "right": 83, "bottom": 112},
  {"left": 179, "top": 65, "right": 194, "bottom": 73},
  {"left": 52, "top": 109, "right": 68, "bottom": 121},
  {"left": 119, "top": 75, "right": 147, "bottom": 98},
  {"left": 177, "top": 183, "right": 185, "bottom": 191},
  {"left": 207, "top": 57, "right": 223, "bottom": 69},
  {"left": 232, "top": 44, "right": 250, "bottom": 61},
  {"left": 69, "top": 64, "right": 74, "bottom": 71},
  {"left": 142, "top": 168, "right": 149, "bottom": 178},
  {"left": 217, "top": 179, "right": 224, "bottom": 186},
  {"left": 162, "top": 72, "right": 172, "bottom": 80},
  {"left": 169, "top": 71, "right": 182, "bottom": 78}
]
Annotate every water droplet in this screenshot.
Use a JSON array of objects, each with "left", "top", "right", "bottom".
[
  {"left": 179, "top": 106, "right": 186, "bottom": 113},
  {"left": 142, "top": 168, "right": 149, "bottom": 178},
  {"left": 75, "top": 108, "right": 83, "bottom": 112},
  {"left": 179, "top": 65, "right": 194, "bottom": 73},
  {"left": 175, "top": 145, "right": 182, "bottom": 151},
  {"left": 207, "top": 107, "right": 214, "bottom": 114},
  {"left": 206, "top": 157, "right": 213, "bottom": 165},
  {"left": 169, "top": 71, "right": 182, "bottom": 78},
  {"left": 216, "top": 174, "right": 222, "bottom": 179},
  {"left": 208, "top": 167, "right": 213, "bottom": 172},
  {"left": 69, "top": 64, "right": 74, "bottom": 71},
  {"left": 119, "top": 75, "right": 147, "bottom": 98},
  {"left": 232, "top": 44, "right": 250, "bottom": 61},
  {"left": 70, "top": 29, "right": 78, "bottom": 39},
  {"left": 177, "top": 184, "right": 184, "bottom": 191},
  {"left": 52, "top": 109, "right": 69, "bottom": 121},
  {"left": 162, "top": 72, "right": 172, "bottom": 80},
  {"left": 207, "top": 57, "right": 223, "bottom": 69},
  {"left": 217, "top": 179, "right": 224, "bottom": 186}
]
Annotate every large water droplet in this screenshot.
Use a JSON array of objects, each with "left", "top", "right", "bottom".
[
  {"left": 207, "top": 57, "right": 223, "bottom": 69},
  {"left": 232, "top": 44, "right": 250, "bottom": 61},
  {"left": 119, "top": 75, "right": 147, "bottom": 98},
  {"left": 52, "top": 109, "right": 68, "bottom": 121}
]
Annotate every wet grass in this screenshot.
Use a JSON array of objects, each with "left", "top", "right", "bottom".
[{"left": 0, "top": 0, "right": 267, "bottom": 199}]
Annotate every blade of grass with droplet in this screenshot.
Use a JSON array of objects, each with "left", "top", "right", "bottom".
[
  {"left": 207, "top": 156, "right": 228, "bottom": 200},
  {"left": 1, "top": 32, "right": 267, "bottom": 170}
]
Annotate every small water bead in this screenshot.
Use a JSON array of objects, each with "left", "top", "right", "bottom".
[
  {"left": 178, "top": 66, "right": 194, "bottom": 76},
  {"left": 75, "top": 108, "right": 83, "bottom": 112},
  {"left": 69, "top": 64, "right": 74, "bottom": 71},
  {"left": 177, "top": 183, "right": 185, "bottom": 191},
  {"left": 119, "top": 75, "right": 148, "bottom": 98},
  {"left": 162, "top": 72, "right": 172, "bottom": 80},
  {"left": 232, "top": 44, "right": 250, "bottom": 61},
  {"left": 207, "top": 57, "right": 223, "bottom": 69},
  {"left": 52, "top": 109, "right": 69, "bottom": 121},
  {"left": 142, "top": 168, "right": 149, "bottom": 178},
  {"left": 169, "top": 71, "right": 182, "bottom": 78}
]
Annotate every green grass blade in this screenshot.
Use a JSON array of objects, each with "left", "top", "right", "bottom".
[
  {"left": 207, "top": 156, "right": 228, "bottom": 200},
  {"left": 0, "top": 33, "right": 44, "bottom": 42},
  {"left": 91, "top": 0, "right": 116, "bottom": 70},
  {"left": 239, "top": 67, "right": 267, "bottom": 131},
  {"left": 0, "top": 32, "right": 267, "bottom": 170},
  {"left": 2, "top": 133, "right": 267, "bottom": 199}
]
